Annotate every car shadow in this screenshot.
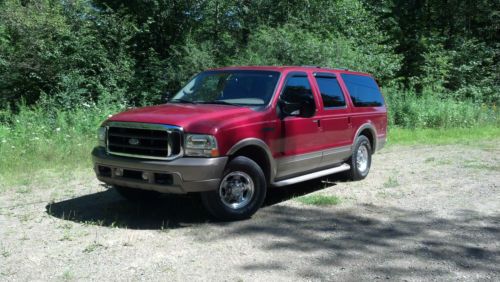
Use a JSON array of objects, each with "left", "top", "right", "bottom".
[
  {"left": 45, "top": 175, "right": 341, "bottom": 230},
  {"left": 215, "top": 205, "right": 500, "bottom": 280}
]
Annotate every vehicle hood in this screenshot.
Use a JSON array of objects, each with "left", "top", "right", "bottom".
[{"left": 106, "top": 103, "right": 257, "bottom": 134}]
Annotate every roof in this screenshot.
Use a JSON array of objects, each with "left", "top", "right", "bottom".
[{"left": 208, "top": 65, "right": 371, "bottom": 76}]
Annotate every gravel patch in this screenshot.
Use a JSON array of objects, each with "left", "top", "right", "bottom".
[{"left": 0, "top": 143, "right": 499, "bottom": 281}]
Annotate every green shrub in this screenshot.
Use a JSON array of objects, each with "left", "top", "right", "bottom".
[{"left": 0, "top": 0, "right": 135, "bottom": 110}]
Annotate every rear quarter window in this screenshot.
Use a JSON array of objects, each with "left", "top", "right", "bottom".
[{"left": 341, "top": 74, "right": 384, "bottom": 107}]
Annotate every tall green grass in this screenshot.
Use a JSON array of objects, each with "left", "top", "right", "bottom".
[
  {"left": 384, "top": 87, "right": 499, "bottom": 128},
  {"left": 0, "top": 105, "right": 121, "bottom": 187}
]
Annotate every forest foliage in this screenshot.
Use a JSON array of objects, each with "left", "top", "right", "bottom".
[{"left": 0, "top": 0, "right": 498, "bottom": 126}]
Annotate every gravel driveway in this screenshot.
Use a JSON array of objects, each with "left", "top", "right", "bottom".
[{"left": 1, "top": 142, "right": 499, "bottom": 281}]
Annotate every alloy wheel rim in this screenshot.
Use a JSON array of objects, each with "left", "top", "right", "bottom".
[
  {"left": 356, "top": 144, "right": 369, "bottom": 173},
  {"left": 219, "top": 171, "right": 255, "bottom": 210}
]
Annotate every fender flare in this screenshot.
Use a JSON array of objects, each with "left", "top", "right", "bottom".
[
  {"left": 353, "top": 123, "right": 378, "bottom": 153},
  {"left": 227, "top": 138, "right": 277, "bottom": 182}
]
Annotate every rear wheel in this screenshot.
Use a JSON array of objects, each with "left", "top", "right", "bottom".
[
  {"left": 114, "top": 185, "right": 160, "bottom": 202},
  {"left": 347, "top": 135, "right": 372, "bottom": 181},
  {"left": 201, "top": 156, "right": 267, "bottom": 221}
]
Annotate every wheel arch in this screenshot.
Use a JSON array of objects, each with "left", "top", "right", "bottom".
[
  {"left": 226, "top": 138, "right": 276, "bottom": 184},
  {"left": 353, "top": 123, "right": 377, "bottom": 153}
]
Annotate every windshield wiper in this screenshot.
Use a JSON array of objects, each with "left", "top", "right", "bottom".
[
  {"left": 198, "top": 100, "right": 237, "bottom": 106},
  {"left": 169, "top": 98, "right": 197, "bottom": 104}
]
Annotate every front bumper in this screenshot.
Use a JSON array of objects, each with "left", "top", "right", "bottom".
[{"left": 92, "top": 147, "right": 227, "bottom": 194}]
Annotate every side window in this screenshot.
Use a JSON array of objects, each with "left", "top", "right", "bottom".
[
  {"left": 341, "top": 74, "right": 385, "bottom": 107},
  {"left": 281, "top": 75, "right": 314, "bottom": 103},
  {"left": 314, "top": 75, "right": 346, "bottom": 108}
]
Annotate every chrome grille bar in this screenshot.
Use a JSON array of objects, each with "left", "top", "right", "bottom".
[{"left": 105, "top": 122, "right": 183, "bottom": 160}]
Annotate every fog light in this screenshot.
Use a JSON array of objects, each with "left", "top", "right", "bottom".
[
  {"left": 115, "top": 168, "right": 123, "bottom": 176},
  {"left": 142, "top": 172, "right": 149, "bottom": 181}
]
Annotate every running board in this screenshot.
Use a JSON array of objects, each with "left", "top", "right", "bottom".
[{"left": 272, "top": 163, "right": 351, "bottom": 187}]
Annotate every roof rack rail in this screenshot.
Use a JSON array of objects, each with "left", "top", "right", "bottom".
[
  {"left": 300, "top": 65, "right": 322, "bottom": 68},
  {"left": 333, "top": 67, "right": 350, "bottom": 71}
]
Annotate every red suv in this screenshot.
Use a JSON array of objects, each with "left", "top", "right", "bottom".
[{"left": 92, "top": 66, "right": 387, "bottom": 220}]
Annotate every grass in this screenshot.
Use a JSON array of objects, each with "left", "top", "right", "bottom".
[
  {"left": 295, "top": 194, "right": 341, "bottom": 206},
  {"left": 388, "top": 125, "right": 500, "bottom": 145},
  {"left": 463, "top": 160, "right": 500, "bottom": 171},
  {"left": 62, "top": 269, "right": 73, "bottom": 281},
  {"left": 0, "top": 105, "right": 119, "bottom": 188},
  {"left": 83, "top": 242, "right": 104, "bottom": 253},
  {"left": 383, "top": 176, "right": 400, "bottom": 188},
  {"left": 384, "top": 87, "right": 499, "bottom": 128}
]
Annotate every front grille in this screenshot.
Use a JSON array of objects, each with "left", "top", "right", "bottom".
[{"left": 106, "top": 122, "right": 182, "bottom": 160}]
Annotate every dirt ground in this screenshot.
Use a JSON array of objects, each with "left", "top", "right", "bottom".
[{"left": 1, "top": 142, "right": 499, "bottom": 281}]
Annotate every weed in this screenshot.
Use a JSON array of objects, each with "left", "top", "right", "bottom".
[
  {"left": 160, "top": 220, "right": 170, "bottom": 232},
  {"left": 62, "top": 269, "right": 73, "bottom": 281},
  {"left": 296, "top": 194, "right": 341, "bottom": 206},
  {"left": 122, "top": 242, "right": 133, "bottom": 247},
  {"left": 83, "top": 242, "right": 103, "bottom": 253},
  {"left": 383, "top": 177, "right": 400, "bottom": 188},
  {"left": 83, "top": 219, "right": 105, "bottom": 227},
  {"left": 18, "top": 213, "right": 34, "bottom": 222},
  {"left": 425, "top": 157, "right": 435, "bottom": 163},
  {"left": 15, "top": 186, "right": 31, "bottom": 194},
  {"left": 1, "top": 249, "right": 10, "bottom": 258},
  {"left": 57, "top": 222, "right": 73, "bottom": 230},
  {"left": 436, "top": 159, "right": 452, "bottom": 165},
  {"left": 376, "top": 191, "right": 390, "bottom": 198},
  {"left": 110, "top": 219, "right": 127, "bottom": 228},
  {"left": 60, "top": 230, "right": 73, "bottom": 241},
  {"left": 463, "top": 160, "right": 499, "bottom": 171}
]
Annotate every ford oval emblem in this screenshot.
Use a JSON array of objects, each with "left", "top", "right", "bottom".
[{"left": 128, "top": 138, "right": 140, "bottom": 145}]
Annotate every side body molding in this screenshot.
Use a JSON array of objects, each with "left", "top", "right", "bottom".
[{"left": 226, "top": 138, "right": 277, "bottom": 182}]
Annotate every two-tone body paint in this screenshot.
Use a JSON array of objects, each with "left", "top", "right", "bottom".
[{"left": 106, "top": 66, "right": 387, "bottom": 180}]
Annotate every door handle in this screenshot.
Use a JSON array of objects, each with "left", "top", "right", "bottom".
[{"left": 312, "top": 119, "right": 320, "bottom": 127}]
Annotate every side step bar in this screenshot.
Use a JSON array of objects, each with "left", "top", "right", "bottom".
[{"left": 272, "top": 163, "right": 351, "bottom": 187}]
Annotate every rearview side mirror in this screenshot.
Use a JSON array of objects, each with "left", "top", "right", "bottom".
[{"left": 161, "top": 90, "right": 172, "bottom": 102}]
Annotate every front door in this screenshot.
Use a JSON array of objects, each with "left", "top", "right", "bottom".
[{"left": 276, "top": 72, "right": 323, "bottom": 178}]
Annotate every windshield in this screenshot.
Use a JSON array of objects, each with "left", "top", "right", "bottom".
[{"left": 170, "top": 70, "right": 280, "bottom": 106}]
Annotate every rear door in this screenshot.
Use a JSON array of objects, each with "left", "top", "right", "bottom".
[
  {"left": 312, "top": 72, "right": 353, "bottom": 167},
  {"left": 275, "top": 72, "right": 323, "bottom": 178}
]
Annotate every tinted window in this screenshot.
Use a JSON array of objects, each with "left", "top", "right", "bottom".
[
  {"left": 342, "top": 74, "right": 384, "bottom": 107},
  {"left": 315, "top": 76, "right": 346, "bottom": 108},
  {"left": 281, "top": 75, "right": 314, "bottom": 103}
]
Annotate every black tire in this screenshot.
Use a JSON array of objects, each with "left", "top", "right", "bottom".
[
  {"left": 347, "top": 135, "right": 372, "bottom": 181},
  {"left": 200, "top": 156, "right": 267, "bottom": 221},
  {"left": 113, "top": 185, "right": 160, "bottom": 202}
]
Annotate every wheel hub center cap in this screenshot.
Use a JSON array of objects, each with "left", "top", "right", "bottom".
[{"left": 219, "top": 171, "right": 255, "bottom": 210}]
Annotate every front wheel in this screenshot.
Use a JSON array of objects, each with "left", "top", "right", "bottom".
[
  {"left": 347, "top": 135, "right": 372, "bottom": 181},
  {"left": 200, "top": 156, "right": 267, "bottom": 221}
]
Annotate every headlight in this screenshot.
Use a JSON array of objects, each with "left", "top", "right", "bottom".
[
  {"left": 184, "top": 134, "right": 219, "bottom": 157},
  {"left": 97, "top": 127, "right": 107, "bottom": 147}
]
